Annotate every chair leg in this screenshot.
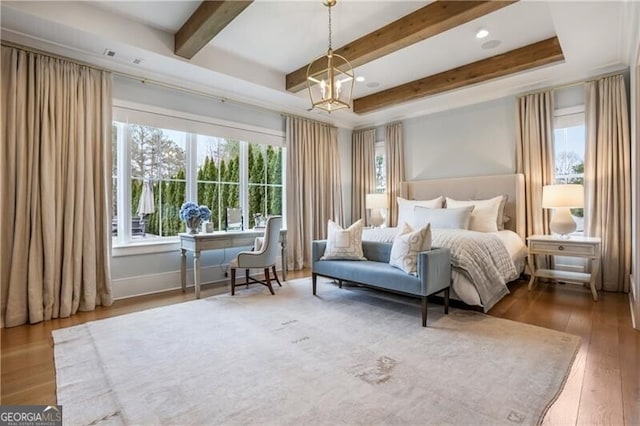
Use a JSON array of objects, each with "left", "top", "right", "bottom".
[
  {"left": 421, "top": 296, "right": 428, "bottom": 327},
  {"left": 231, "top": 268, "right": 236, "bottom": 296},
  {"left": 312, "top": 273, "right": 317, "bottom": 295},
  {"left": 338, "top": 280, "right": 343, "bottom": 289},
  {"left": 272, "top": 265, "right": 282, "bottom": 287},
  {"left": 444, "top": 288, "right": 450, "bottom": 315},
  {"left": 245, "top": 269, "right": 250, "bottom": 289},
  {"left": 264, "top": 268, "right": 275, "bottom": 295}
]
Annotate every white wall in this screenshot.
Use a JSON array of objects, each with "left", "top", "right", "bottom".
[
  {"left": 402, "top": 97, "right": 517, "bottom": 180},
  {"left": 390, "top": 87, "right": 583, "bottom": 182},
  {"left": 112, "top": 75, "right": 284, "bottom": 132}
]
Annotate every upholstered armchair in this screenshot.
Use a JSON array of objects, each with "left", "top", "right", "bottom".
[{"left": 230, "top": 216, "right": 283, "bottom": 295}]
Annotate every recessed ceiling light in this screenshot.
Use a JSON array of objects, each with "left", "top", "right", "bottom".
[
  {"left": 366, "top": 82, "right": 380, "bottom": 89},
  {"left": 476, "top": 29, "right": 489, "bottom": 39},
  {"left": 356, "top": 76, "right": 366, "bottom": 83}
]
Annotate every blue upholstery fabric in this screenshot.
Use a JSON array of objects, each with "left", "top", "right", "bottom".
[{"left": 312, "top": 240, "right": 451, "bottom": 297}]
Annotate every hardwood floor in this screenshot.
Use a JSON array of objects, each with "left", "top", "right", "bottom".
[{"left": 2, "top": 271, "right": 638, "bottom": 425}]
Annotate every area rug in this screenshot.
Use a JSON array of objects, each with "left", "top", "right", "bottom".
[{"left": 53, "top": 278, "right": 579, "bottom": 425}]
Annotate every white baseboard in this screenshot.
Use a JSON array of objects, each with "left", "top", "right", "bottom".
[
  {"left": 112, "top": 259, "right": 283, "bottom": 300},
  {"left": 630, "top": 274, "right": 639, "bottom": 330}
]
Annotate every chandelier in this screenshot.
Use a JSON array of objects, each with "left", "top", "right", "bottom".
[{"left": 306, "top": 0, "right": 354, "bottom": 113}]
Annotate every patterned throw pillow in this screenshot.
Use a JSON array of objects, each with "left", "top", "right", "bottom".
[
  {"left": 321, "top": 219, "right": 366, "bottom": 260},
  {"left": 389, "top": 223, "right": 431, "bottom": 275}
]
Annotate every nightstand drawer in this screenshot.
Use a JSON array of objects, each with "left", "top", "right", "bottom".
[{"left": 529, "top": 241, "right": 596, "bottom": 257}]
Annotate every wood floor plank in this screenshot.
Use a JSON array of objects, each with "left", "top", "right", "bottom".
[
  {"left": 576, "top": 294, "right": 625, "bottom": 426},
  {"left": 1, "top": 269, "right": 637, "bottom": 426},
  {"left": 618, "top": 295, "right": 640, "bottom": 425},
  {"left": 542, "top": 305, "right": 593, "bottom": 426}
]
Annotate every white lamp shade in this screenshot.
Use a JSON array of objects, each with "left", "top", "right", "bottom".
[
  {"left": 542, "top": 184, "right": 584, "bottom": 208},
  {"left": 366, "top": 193, "right": 388, "bottom": 209}
]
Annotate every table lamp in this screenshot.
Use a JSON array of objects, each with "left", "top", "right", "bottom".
[
  {"left": 542, "top": 184, "right": 584, "bottom": 236},
  {"left": 366, "top": 193, "right": 388, "bottom": 227}
]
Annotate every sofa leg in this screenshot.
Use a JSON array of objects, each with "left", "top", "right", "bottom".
[
  {"left": 338, "top": 279, "right": 343, "bottom": 289},
  {"left": 312, "top": 273, "right": 317, "bottom": 295},
  {"left": 421, "top": 296, "right": 428, "bottom": 327},
  {"left": 444, "top": 288, "right": 450, "bottom": 315}
]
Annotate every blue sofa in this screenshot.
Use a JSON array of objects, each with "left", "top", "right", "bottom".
[{"left": 312, "top": 240, "right": 451, "bottom": 327}]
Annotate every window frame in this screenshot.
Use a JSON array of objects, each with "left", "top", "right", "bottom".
[
  {"left": 553, "top": 105, "right": 586, "bottom": 234},
  {"left": 374, "top": 140, "right": 386, "bottom": 193},
  {"left": 111, "top": 100, "right": 285, "bottom": 256}
]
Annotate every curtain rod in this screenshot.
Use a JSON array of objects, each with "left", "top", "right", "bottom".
[
  {"left": 516, "top": 68, "right": 628, "bottom": 98},
  {"left": 1, "top": 40, "right": 293, "bottom": 120}
]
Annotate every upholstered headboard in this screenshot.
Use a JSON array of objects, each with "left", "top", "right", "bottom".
[{"left": 400, "top": 174, "right": 525, "bottom": 240}]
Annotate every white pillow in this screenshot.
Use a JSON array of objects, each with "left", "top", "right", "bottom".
[
  {"left": 389, "top": 223, "right": 431, "bottom": 275},
  {"left": 414, "top": 206, "right": 474, "bottom": 230},
  {"left": 397, "top": 196, "right": 444, "bottom": 229},
  {"left": 445, "top": 195, "right": 506, "bottom": 233},
  {"left": 321, "top": 219, "right": 366, "bottom": 260}
]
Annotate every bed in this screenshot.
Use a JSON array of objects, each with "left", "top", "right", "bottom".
[{"left": 363, "top": 174, "right": 527, "bottom": 312}]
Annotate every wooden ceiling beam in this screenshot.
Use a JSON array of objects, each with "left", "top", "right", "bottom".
[
  {"left": 286, "top": 0, "right": 518, "bottom": 93},
  {"left": 175, "top": 1, "right": 253, "bottom": 59},
  {"left": 353, "top": 37, "right": 564, "bottom": 114}
]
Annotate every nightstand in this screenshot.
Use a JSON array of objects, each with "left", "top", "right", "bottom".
[{"left": 527, "top": 234, "right": 601, "bottom": 301}]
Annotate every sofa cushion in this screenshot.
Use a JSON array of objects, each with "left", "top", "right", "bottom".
[
  {"left": 321, "top": 219, "right": 366, "bottom": 260},
  {"left": 312, "top": 259, "right": 422, "bottom": 295}
]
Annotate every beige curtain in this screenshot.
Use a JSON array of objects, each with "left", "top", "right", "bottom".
[
  {"left": 515, "top": 91, "right": 555, "bottom": 238},
  {"left": 585, "top": 74, "right": 631, "bottom": 292},
  {"left": 286, "top": 116, "right": 343, "bottom": 270},
  {"left": 1, "top": 45, "right": 113, "bottom": 327},
  {"left": 385, "top": 122, "right": 405, "bottom": 227},
  {"left": 351, "top": 129, "right": 376, "bottom": 224}
]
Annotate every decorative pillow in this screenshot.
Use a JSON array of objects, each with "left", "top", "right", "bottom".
[
  {"left": 413, "top": 206, "right": 474, "bottom": 230},
  {"left": 397, "top": 196, "right": 444, "bottom": 229},
  {"left": 445, "top": 195, "right": 506, "bottom": 233},
  {"left": 321, "top": 219, "right": 366, "bottom": 260},
  {"left": 389, "top": 223, "right": 431, "bottom": 275}
]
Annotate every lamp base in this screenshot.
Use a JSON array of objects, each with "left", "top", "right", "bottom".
[
  {"left": 549, "top": 208, "right": 576, "bottom": 236},
  {"left": 369, "top": 209, "right": 386, "bottom": 228}
]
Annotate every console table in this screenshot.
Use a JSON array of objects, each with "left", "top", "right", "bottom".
[{"left": 180, "top": 230, "right": 287, "bottom": 299}]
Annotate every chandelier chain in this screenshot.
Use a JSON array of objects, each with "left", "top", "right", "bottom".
[{"left": 328, "top": 3, "right": 332, "bottom": 50}]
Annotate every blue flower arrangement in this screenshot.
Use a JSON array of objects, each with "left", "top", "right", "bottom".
[
  {"left": 180, "top": 202, "right": 212, "bottom": 221},
  {"left": 180, "top": 202, "right": 212, "bottom": 234}
]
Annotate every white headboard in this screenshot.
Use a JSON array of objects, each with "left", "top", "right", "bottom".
[{"left": 400, "top": 174, "right": 525, "bottom": 240}]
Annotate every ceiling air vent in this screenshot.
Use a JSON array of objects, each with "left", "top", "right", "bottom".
[
  {"left": 103, "top": 49, "right": 116, "bottom": 57},
  {"left": 132, "top": 58, "right": 143, "bottom": 65}
]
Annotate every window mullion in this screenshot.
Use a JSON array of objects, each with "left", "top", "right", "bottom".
[
  {"left": 118, "top": 123, "right": 131, "bottom": 243},
  {"left": 186, "top": 133, "right": 198, "bottom": 202},
  {"left": 240, "top": 141, "right": 249, "bottom": 230}
]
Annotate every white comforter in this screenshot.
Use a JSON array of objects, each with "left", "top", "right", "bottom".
[{"left": 362, "top": 227, "right": 523, "bottom": 311}]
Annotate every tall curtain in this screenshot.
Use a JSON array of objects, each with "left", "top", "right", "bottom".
[
  {"left": 385, "top": 122, "right": 405, "bottom": 227},
  {"left": 1, "top": 45, "right": 113, "bottom": 327},
  {"left": 351, "top": 129, "right": 376, "bottom": 224},
  {"left": 515, "top": 91, "right": 555, "bottom": 238},
  {"left": 585, "top": 74, "right": 631, "bottom": 292},
  {"left": 286, "top": 116, "right": 343, "bottom": 270}
]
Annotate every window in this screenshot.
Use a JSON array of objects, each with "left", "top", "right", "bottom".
[
  {"left": 112, "top": 103, "right": 285, "bottom": 246},
  {"left": 196, "top": 136, "right": 240, "bottom": 232},
  {"left": 374, "top": 141, "right": 386, "bottom": 193},
  {"left": 554, "top": 107, "right": 585, "bottom": 230}
]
